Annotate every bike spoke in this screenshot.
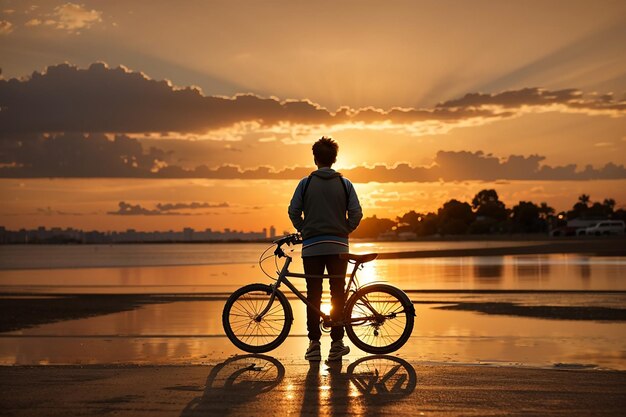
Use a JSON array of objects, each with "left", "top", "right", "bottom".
[
  {"left": 227, "top": 288, "right": 288, "bottom": 348},
  {"left": 348, "top": 288, "right": 411, "bottom": 349}
]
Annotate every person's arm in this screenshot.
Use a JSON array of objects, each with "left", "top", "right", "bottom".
[
  {"left": 288, "top": 178, "right": 306, "bottom": 231},
  {"left": 345, "top": 179, "right": 363, "bottom": 232}
]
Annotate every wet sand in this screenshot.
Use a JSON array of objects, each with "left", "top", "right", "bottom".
[
  {"left": 1, "top": 360, "right": 625, "bottom": 416},
  {"left": 434, "top": 301, "right": 626, "bottom": 321},
  {"left": 0, "top": 295, "right": 228, "bottom": 332},
  {"left": 3, "top": 291, "right": 625, "bottom": 333}
]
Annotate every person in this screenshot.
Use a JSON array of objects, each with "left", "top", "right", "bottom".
[{"left": 288, "top": 136, "right": 363, "bottom": 361}]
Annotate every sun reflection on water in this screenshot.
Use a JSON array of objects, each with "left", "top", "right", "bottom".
[{"left": 355, "top": 262, "right": 382, "bottom": 287}]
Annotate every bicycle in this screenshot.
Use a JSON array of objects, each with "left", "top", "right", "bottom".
[{"left": 222, "top": 233, "right": 415, "bottom": 354}]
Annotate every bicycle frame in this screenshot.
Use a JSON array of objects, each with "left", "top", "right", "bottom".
[{"left": 256, "top": 252, "right": 378, "bottom": 326}]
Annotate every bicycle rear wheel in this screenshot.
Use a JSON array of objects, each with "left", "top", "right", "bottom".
[
  {"left": 345, "top": 284, "right": 414, "bottom": 354},
  {"left": 222, "top": 284, "right": 292, "bottom": 353}
]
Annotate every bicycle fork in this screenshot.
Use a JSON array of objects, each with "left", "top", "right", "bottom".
[
  {"left": 254, "top": 256, "right": 292, "bottom": 321},
  {"left": 254, "top": 289, "right": 278, "bottom": 322}
]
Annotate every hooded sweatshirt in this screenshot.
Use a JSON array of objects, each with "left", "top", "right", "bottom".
[{"left": 288, "top": 167, "right": 363, "bottom": 257}]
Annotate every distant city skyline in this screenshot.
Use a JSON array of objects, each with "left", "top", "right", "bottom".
[{"left": 0, "top": 225, "right": 283, "bottom": 244}]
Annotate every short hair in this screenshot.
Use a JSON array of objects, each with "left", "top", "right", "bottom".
[{"left": 312, "top": 136, "right": 338, "bottom": 166}]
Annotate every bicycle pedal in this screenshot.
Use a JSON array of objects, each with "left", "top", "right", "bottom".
[{"left": 320, "top": 320, "right": 333, "bottom": 333}]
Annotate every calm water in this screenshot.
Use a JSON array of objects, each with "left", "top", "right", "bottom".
[
  {"left": 0, "top": 242, "right": 625, "bottom": 368},
  {"left": 0, "top": 241, "right": 545, "bottom": 270},
  {"left": 0, "top": 242, "right": 625, "bottom": 292}
]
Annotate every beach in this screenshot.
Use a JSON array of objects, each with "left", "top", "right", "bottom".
[{"left": 1, "top": 238, "right": 626, "bottom": 415}]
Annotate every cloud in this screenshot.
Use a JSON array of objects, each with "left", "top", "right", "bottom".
[
  {"left": 0, "top": 20, "right": 13, "bottom": 34},
  {"left": 108, "top": 202, "right": 163, "bottom": 216},
  {"left": 36, "top": 206, "right": 83, "bottom": 216},
  {"left": 108, "top": 201, "right": 229, "bottom": 216},
  {"left": 437, "top": 88, "right": 626, "bottom": 116},
  {"left": 164, "top": 154, "right": 626, "bottom": 182},
  {"left": 155, "top": 202, "right": 229, "bottom": 211},
  {"left": 2, "top": 206, "right": 88, "bottom": 216},
  {"left": 342, "top": 151, "right": 626, "bottom": 182},
  {"left": 0, "top": 132, "right": 168, "bottom": 177},
  {"left": 1, "top": 132, "right": 623, "bottom": 182},
  {"left": 46, "top": 3, "right": 102, "bottom": 32},
  {"left": 25, "top": 18, "right": 42, "bottom": 27},
  {"left": 1, "top": 63, "right": 624, "bottom": 135}
]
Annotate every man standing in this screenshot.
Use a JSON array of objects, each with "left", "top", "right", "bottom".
[{"left": 288, "top": 137, "right": 363, "bottom": 361}]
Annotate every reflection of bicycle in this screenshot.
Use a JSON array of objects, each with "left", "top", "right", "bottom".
[
  {"left": 222, "top": 234, "right": 415, "bottom": 354},
  {"left": 205, "top": 354, "right": 285, "bottom": 393},
  {"left": 347, "top": 355, "right": 417, "bottom": 400},
  {"left": 181, "top": 354, "right": 284, "bottom": 416}
]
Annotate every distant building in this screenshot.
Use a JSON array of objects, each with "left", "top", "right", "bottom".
[
  {"left": 269, "top": 225, "right": 276, "bottom": 239},
  {"left": 0, "top": 226, "right": 270, "bottom": 244}
]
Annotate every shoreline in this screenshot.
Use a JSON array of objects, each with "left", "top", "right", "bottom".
[
  {"left": 1, "top": 237, "right": 624, "bottom": 272},
  {"left": 1, "top": 234, "right": 624, "bottom": 245}
]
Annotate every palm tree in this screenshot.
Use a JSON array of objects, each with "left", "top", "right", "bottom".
[
  {"left": 538, "top": 202, "right": 555, "bottom": 220},
  {"left": 578, "top": 194, "right": 591, "bottom": 206},
  {"left": 603, "top": 198, "right": 616, "bottom": 211}
]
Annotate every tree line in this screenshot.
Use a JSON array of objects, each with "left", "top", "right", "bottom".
[{"left": 351, "top": 190, "right": 624, "bottom": 238}]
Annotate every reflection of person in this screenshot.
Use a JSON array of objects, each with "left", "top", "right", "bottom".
[
  {"left": 300, "top": 361, "right": 350, "bottom": 415},
  {"left": 288, "top": 137, "right": 363, "bottom": 361}
]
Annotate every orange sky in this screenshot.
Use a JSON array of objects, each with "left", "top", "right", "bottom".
[
  {"left": 2, "top": 178, "right": 625, "bottom": 233},
  {"left": 0, "top": 1, "right": 625, "bottom": 231}
]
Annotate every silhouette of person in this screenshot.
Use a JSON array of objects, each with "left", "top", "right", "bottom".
[{"left": 288, "top": 136, "right": 363, "bottom": 361}]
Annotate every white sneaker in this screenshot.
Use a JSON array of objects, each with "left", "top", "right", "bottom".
[
  {"left": 327, "top": 340, "right": 350, "bottom": 361},
  {"left": 305, "top": 340, "right": 321, "bottom": 361}
]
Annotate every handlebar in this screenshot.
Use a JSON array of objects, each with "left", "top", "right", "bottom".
[
  {"left": 273, "top": 233, "right": 302, "bottom": 257},
  {"left": 273, "top": 233, "right": 302, "bottom": 246}
]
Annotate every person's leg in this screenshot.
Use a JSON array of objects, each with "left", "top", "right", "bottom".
[
  {"left": 326, "top": 255, "right": 348, "bottom": 342},
  {"left": 303, "top": 256, "right": 325, "bottom": 342}
]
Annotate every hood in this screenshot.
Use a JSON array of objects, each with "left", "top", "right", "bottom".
[{"left": 311, "top": 169, "right": 343, "bottom": 180}]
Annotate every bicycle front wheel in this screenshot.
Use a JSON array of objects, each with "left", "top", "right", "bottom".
[
  {"left": 345, "top": 284, "right": 414, "bottom": 354},
  {"left": 222, "top": 284, "right": 292, "bottom": 353}
]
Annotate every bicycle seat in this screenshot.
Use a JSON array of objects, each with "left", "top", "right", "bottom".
[{"left": 339, "top": 253, "right": 378, "bottom": 263}]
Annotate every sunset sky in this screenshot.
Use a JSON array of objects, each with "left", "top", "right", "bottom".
[{"left": 1, "top": 0, "right": 625, "bottom": 233}]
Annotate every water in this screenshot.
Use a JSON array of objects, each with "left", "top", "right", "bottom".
[
  {"left": 0, "top": 242, "right": 625, "bottom": 368},
  {"left": 1, "top": 242, "right": 624, "bottom": 293},
  {"left": 0, "top": 241, "right": 545, "bottom": 270}
]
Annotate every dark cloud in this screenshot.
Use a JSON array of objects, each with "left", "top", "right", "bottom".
[
  {"left": 1, "top": 134, "right": 624, "bottom": 182},
  {"left": 4, "top": 206, "right": 90, "bottom": 216},
  {"left": 0, "top": 132, "right": 168, "bottom": 177},
  {"left": 1, "top": 63, "right": 623, "bottom": 134},
  {"left": 108, "top": 202, "right": 164, "bottom": 216},
  {"left": 108, "top": 201, "right": 229, "bottom": 216},
  {"left": 438, "top": 88, "right": 580, "bottom": 108},
  {"left": 0, "top": 63, "right": 334, "bottom": 134},
  {"left": 340, "top": 151, "right": 626, "bottom": 182},
  {"left": 35, "top": 207, "right": 84, "bottom": 216},
  {"left": 155, "top": 202, "right": 229, "bottom": 211}
]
